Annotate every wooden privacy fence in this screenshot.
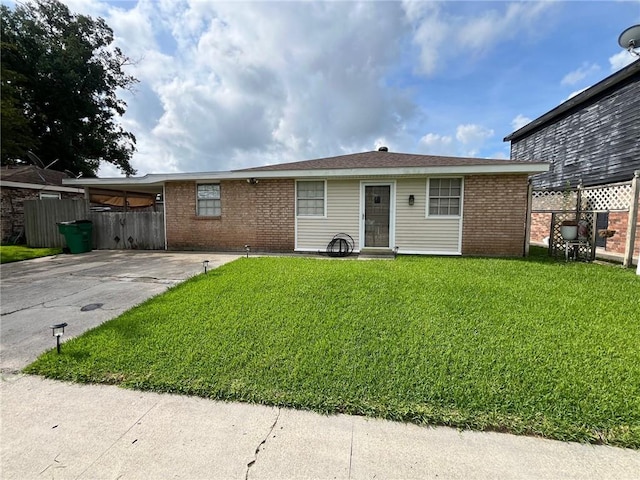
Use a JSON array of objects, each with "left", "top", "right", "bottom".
[
  {"left": 24, "top": 199, "right": 165, "bottom": 250},
  {"left": 91, "top": 211, "right": 165, "bottom": 250},
  {"left": 24, "top": 199, "right": 89, "bottom": 248}
]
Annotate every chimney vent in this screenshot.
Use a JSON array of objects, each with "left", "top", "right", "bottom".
[{"left": 378, "top": 146, "right": 388, "bottom": 152}]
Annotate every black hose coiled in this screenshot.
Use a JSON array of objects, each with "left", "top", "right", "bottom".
[{"left": 326, "top": 233, "right": 354, "bottom": 257}]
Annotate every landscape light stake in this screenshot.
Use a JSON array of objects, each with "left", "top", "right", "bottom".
[
  {"left": 50, "top": 323, "right": 68, "bottom": 354},
  {"left": 203, "top": 260, "right": 210, "bottom": 274},
  {"left": 245, "top": 245, "right": 250, "bottom": 258}
]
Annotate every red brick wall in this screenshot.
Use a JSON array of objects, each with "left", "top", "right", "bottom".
[
  {"left": 462, "top": 174, "right": 529, "bottom": 256},
  {"left": 165, "top": 179, "right": 294, "bottom": 252},
  {"left": 606, "top": 210, "right": 640, "bottom": 256},
  {"left": 530, "top": 213, "right": 552, "bottom": 244}
]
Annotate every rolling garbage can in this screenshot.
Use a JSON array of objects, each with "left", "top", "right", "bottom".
[{"left": 57, "top": 220, "right": 93, "bottom": 254}]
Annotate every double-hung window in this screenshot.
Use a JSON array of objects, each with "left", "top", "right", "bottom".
[
  {"left": 197, "top": 184, "right": 221, "bottom": 216},
  {"left": 428, "top": 178, "right": 461, "bottom": 216},
  {"left": 296, "top": 180, "right": 325, "bottom": 216}
]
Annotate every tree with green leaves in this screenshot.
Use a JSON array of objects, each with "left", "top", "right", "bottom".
[{"left": 1, "top": 0, "right": 138, "bottom": 176}]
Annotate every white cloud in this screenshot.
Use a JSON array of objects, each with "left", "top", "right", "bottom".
[
  {"left": 511, "top": 114, "right": 532, "bottom": 131},
  {"left": 609, "top": 50, "right": 636, "bottom": 72},
  {"left": 419, "top": 124, "right": 495, "bottom": 157},
  {"left": 560, "top": 62, "right": 600, "bottom": 86},
  {"left": 565, "top": 86, "right": 590, "bottom": 101},
  {"left": 404, "top": 1, "right": 556, "bottom": 75},
  {"left": 456, "top": 124, "right": 494, "bottom": 156},
  {"left": 419, "top": 133, "right": 454, "bottom": 156},
  {"left": 91, "top": 1, "right": 421, "bottom": 174}
]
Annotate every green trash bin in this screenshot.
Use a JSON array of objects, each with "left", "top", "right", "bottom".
[{"left": 57, "top": 220, "right": 93, "bottom": 254}]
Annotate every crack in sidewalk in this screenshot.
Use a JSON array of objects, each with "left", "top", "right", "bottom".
[
  {"left": 245, "top": 408, "right": 281, "bottom": 480},
  {"left": 74, "top": 402, "right": 159, "bottom": 480}
]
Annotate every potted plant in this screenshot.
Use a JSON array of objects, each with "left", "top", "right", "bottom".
[
  {"left": 560, "top": 182, "right": 578, "bottom": 240},
  {"left": 560, "top": 218, "right": 579, "bottom": 240},
  {"left": 598, "top": 229, "right": 616, "bottom": 238}
]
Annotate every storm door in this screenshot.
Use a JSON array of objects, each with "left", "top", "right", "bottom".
[{"left": 364, "top": 185, "right": 391, "bottom": 248}]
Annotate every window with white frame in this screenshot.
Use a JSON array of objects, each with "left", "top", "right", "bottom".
[
  {"left": 428, "top": 178, "right": 461, "bottom": 216},
  {"left": 39, "top": 192, "right": 61, "bottom": 199},
  {"left": 197, "top": 184, "right": 221, "bottom": 216},
  {"left": 296, "top": 180, "right": 325, "bottom": 216}
]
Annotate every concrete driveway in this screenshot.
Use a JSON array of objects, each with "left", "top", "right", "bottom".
[
  {"left": 1, "top": 250, "right": 240, "bottom": 373},
  {"left": 1, "top": 250, "right": 640, "bottom": 479}
]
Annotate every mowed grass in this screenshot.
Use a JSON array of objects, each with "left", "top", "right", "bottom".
[
  {"left": 0, "top": 245, "right": 62, "bottom": 263},
  {"left": 25, "top": 252, "right": 640, "bottom": 448}
]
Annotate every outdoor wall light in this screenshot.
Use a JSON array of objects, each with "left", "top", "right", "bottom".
[
  {"left": 408, "top": 195, "right": 415, "bottom": 206},
  {"left": 244, "top": 244, "right": 251, "bottom": 258},
  {"left": 50, "top": 322, "right": 68, "bottom": 354},
  {"left": 246, "top": 178, "right": 259, "bottom": 185},
  {"left": 203, "top": 260, "right": 210, "bottom": 274}
]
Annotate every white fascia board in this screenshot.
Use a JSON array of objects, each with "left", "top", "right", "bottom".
[
  {"left": 62, "top": 163, "right": 549, "bottom": 188},
  {"left": 1, "top": 180, "right": 84, "bottom": 193}
]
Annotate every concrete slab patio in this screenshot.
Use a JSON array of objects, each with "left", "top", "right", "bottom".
[{"left": 1, "top": 250, "right": 639, "bottom": 479}]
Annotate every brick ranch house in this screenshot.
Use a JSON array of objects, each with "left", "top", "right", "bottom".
[
  {"left": 1, "top": 165, "right": 84, "bottom": 243},
  {"left": 65, "top": 149, "right": 548, "bottom": 256}
]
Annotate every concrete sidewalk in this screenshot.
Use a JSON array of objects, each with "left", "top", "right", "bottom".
[
  {"left": 1, "top": 251, "right": 639, "bottom": 479},
  {"left": 2, "top": 374, "right": 639, "bottom": 479}
]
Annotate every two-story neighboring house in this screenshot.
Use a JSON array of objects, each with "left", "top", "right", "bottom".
[{"left": 504, "top": 59, "right": 640, "bottom": 264}]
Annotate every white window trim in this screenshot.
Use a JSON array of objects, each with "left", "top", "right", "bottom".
[
  {"left": 295, "top": 179, "right": 327, "bottom": 218},
  {"left": 196, "top": 182, "right": 221, "bottom": 217},
  {"left": 426, "top": 177, "right": 464, "bottom": 219}
]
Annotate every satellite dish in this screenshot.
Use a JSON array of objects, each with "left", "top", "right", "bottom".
[
  {"left": 26, "top": 150, "right": 45, "bottom": 168},
  {"left": 618, "top": 24, "right": 640, "bottom": 55}
]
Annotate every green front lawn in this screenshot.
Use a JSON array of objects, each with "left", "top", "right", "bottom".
[
  {"left": 25, "top": 252, "right": 640, "bottom": 448},
  {"left": 0, "top": 245, "right": 62, "bottom": 263}
]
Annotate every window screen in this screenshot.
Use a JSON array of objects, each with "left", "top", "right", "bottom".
[
  {"left": 297, "top": 181, "right": 325, "bottom": 216},
  {"left": 428, "top": 178, "right": 461, "bottom": 216},
  {"left": 197, "top": 184, "right": 221, "bottom": 216}
]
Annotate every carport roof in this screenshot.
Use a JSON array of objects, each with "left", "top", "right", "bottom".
[{"left": 63, "top": 150, "right": 548, "bottom": 191}]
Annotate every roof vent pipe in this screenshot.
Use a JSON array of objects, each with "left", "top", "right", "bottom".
[{"left": 378, "top": 146, "right": 388, "bottom": 152}]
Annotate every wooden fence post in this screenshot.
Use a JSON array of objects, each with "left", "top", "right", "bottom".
[
  {"left": 623, "top": 170, "right": 639, "bottom": 268},
  {"left": 524, "top": 179, "right": 533, "bottom": 256}
]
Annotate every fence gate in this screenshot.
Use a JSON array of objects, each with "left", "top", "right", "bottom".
[
  {"left": 23, "top": 199, "right": 165, "bottom": 250},
  {"left": 89, "top": 212, "right": 165, "bottom": 250}
]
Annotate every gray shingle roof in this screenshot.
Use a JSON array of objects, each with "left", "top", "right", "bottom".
[
  {"left": 1, "top": 165, "right": 69, "bottom": 185},
  {"left": 236, "top": 150, "right": 543, "bottom": 172}
]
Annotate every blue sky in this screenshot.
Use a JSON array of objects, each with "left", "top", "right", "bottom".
[{"left": 52, "top": 1, "right": 640, "bottom": 175}]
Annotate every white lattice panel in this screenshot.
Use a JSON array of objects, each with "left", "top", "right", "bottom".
[
  {"left": 532, "top": 190, "right": 576, "bottom": 212},
  {"left": 581, "top": 184, "right": 633, "bottom": 211}
]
